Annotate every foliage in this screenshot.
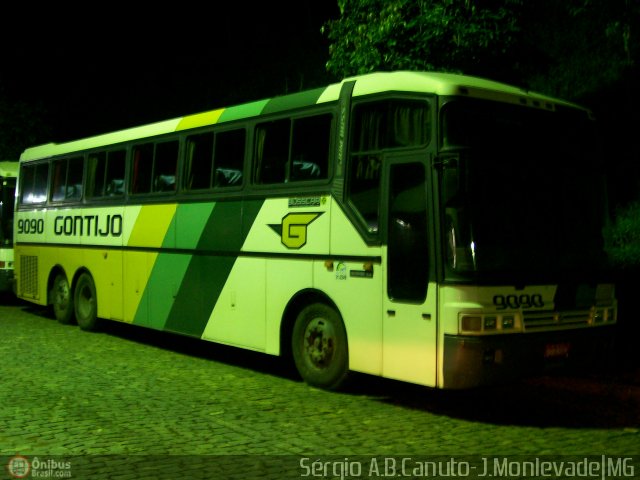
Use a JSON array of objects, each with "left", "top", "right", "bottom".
[
  {"left": 522, "top": 0, "right": 639, "bottom": 99},
  {"left": 323, "top": 0, "right": 640, "bottom": 99},
  {"left": 323, "top": 0, "right": 523, "bottom": 80},
  {"left": 604, "top": 201, "right": 640, "bottom": 269}
]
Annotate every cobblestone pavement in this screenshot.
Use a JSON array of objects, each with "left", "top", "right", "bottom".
[{"left": 1, "top": 297, "right": 638, "bottom": 479}]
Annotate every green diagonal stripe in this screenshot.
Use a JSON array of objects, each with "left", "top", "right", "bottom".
[
  {"left": 163, "top": 199, "right": 264, "bottom": 336},
  {"left": 132, "top": 202, "right": 217, "bottom": 330}
]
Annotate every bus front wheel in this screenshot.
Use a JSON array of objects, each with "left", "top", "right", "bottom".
[
  {"left": 292, "top": 303, "right": 349, "bottom": 390},
  {"left": 74, "top": 273, "right": 100, "bottom": 331},
  {"left": 51, "top": 273, "right": 74, "bottom": 325}
]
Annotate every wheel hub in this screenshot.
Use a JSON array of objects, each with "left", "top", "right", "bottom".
[
  {"left": 56, "top": 282, "right": 69, "bottom": 307},
  {"left": 304, "top": 318, "right": 335, "bottom": 369}
]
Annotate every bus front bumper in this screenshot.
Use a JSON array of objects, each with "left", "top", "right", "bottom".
[{"left": 442, "top": 326, "right": 616, "bottom": 389}]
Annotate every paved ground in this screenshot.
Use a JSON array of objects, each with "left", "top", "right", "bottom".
[{"left": 1, "top": 296, "right": 638, "bottom": 479}]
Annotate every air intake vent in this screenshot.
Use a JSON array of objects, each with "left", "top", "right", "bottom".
[
  {"left": 20, "top": 255, "right": 38, "bottom": 299},
  {"left": 523, "top": 310, "right": 590, "bottom": 331}
]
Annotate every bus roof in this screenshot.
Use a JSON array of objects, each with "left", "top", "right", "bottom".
[
  {"left": 20, "top": 70, "right": 590, "bottom": 162},
  {"left": 0, "top": 161, "right": 19, "bottom": 177}
]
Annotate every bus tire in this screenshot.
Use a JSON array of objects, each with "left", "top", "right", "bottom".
[
  {"left": 74, "top": 272, "right": 100, "bottom": 331},
  {"left": 292, "top": 303, "right": 349, "bottom": 390},
  {"left": 51, "top": 273, "right": 74, "bottom": 325}
]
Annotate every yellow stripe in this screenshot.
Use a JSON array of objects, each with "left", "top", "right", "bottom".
[
  {"left": 123, "top": 251, "right": 156, "bottom": 323},
  {"left": 127, "top": 204, "right": 177, "bottom": 247},
  {"left": 175, "top": 109, "right": 224, "bottom": 131},
  {"left": 123, "top": 204, "right": 177, "bottom": 322}
]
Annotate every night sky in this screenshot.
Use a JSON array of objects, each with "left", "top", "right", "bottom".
[{"left": 1, "top": 2, "right": 340, "bottom": 144}]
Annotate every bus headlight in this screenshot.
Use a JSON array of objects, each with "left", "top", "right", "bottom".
[{"left": 461, "top": 316, "right": 482, "bottom": 332}]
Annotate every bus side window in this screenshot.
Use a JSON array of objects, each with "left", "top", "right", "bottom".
[
  {"left": 185, "top": 132, "right": 214, "bottom": 190},
  {"left": 213, "top": 129, "right": 245, "bottom": 188},
  {"left": 51, "top": 158, "right": 67, "bottom": 202},
  {"left": 66, "top": 157, "right": 84, "bottom": 200},
  {"left": 132, "top": 143, "right": 153, "bottom": 194},
  {"left": 105, "top": 150, "right": 126, "bottom": 196},
  {"left": 87, "top": 152, "right": 107, "bottom": 197},
  {"left": 254, "top": 114, "right": 331, "bottom": 185},
  {"left": 51, "top": 156, "right": 83, "bottom": 202},
  {"left": 254, "top": 119, "right": 290, "bottom": 184},
  {"left": 88, "top": 150, "right": 126, "bottom": 198},
  {"left": 290, "top": 114, "right": 331, "bottom": 181},
  {"left": 19, "top": 163, "right": 49, "bottom": 204},
  {"left": 153, "top": 140, "right": 178, "bottom": 192}
]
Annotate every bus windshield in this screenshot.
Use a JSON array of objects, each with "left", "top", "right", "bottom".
[
  {"left": 0, "top": 176, "right": 16, "bottom": 246},
  {"left": 439, "top": 98, "right": 608, "bottom": 283}
]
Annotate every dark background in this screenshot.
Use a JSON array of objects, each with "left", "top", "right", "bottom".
[{"left": 0, "top": 2, "right": 340, "bottom": 143}]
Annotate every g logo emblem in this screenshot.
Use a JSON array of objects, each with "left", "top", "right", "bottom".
[{"left": 269, "top": 212, "right": 323, "bottom": 249}]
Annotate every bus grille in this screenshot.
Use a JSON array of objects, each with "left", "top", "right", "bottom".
[
  {"left": 523, "top": 310, "right": 590, "bottom": 331},
  {"left": 20, "top": 255, "right": 39, "bottom": 298}
]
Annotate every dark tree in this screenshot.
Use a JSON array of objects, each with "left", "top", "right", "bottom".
[
  {"left": 323, "top": 0, "right": 523, "bottom": 82},
  {"left": 323, "top": 0, "right": 639, "bottom": 98}
]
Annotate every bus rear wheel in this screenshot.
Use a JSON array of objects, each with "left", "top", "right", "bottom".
[
  {"left": 292, "top": 303, "right": 349, "bottom": 390},
  {"left": 74, "top": 273, "right": 100, "bottom": 331},
  {"left": 51, "top": 273, "right": 74, "bottom": 324}
]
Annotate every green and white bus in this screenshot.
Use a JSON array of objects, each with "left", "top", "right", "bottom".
[
  {"left": 0, "top": 161, "right": 18, "bottom": 293},
  {"left": 14, "top": 71, "right": 616, "bottom": 389}
]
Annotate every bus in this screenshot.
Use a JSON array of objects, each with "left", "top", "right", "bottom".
[
  {"left": 0, "top": 161, "right": 18, "bottom": 293},
  {"left": 13, "top": 71, "right": 616, "bottom": 390}
]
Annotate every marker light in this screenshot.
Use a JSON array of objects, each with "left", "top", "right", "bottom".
[
  {"left": 502, "top": 316, "right": 515, "bottom": 329},
  {"left": 484, "top": 316, "right": 497, "bottom": 330}
]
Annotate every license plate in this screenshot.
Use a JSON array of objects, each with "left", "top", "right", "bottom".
[{"left": 544, "top": 342, "right": 571, "bottom": 359}]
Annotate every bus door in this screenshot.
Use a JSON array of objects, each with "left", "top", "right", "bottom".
[{"left": 382, "top": 154, "right": 437, "bottom": 386}]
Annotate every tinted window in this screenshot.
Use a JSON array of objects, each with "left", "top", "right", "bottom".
[
  {"left": 131, "top": 140, "right": 178, "bottom": 194},
  {"left": 348, "top": 154, "right": 381, "bottom": 233},
  {"left": 388, "top": 162, "right": 429, "bottom": 302},
  {"left": 255, "top": 119, "right": 290, "bottom": 184},
  {"left": 291, "top": 115, "right": 331, "bottom": 181},
  {"left": 185, "top": 129, "right": 246, "bottom": 190},
  {"left": 352, "top": 100, "right": 430, "bottom": 152},
  {"left": 214, "top": 129, "right": 245, "bottom": 187},
  {"left": 132, "top": 143, "right": 153, "bottom": 194},
  {"left": 19, "top": 163, "right": 49, "bottom": 204},
  {"left": 347, "top": 100, "right": 430, "bottom": 234},
  {"left": 154, "top": 141, "right": 178, "bottom": 192},
  {"left": 87, "top": 149, "right": 126, "bottom": 198},
  {"left": 185, "top": 132, "right": 214, "bottom": 190},
  {"left": 254, "top": 113, "right": 332, "bottom": 185},
  {"left": 51, "top": 156, "right": 83, "bottom": 202}
]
